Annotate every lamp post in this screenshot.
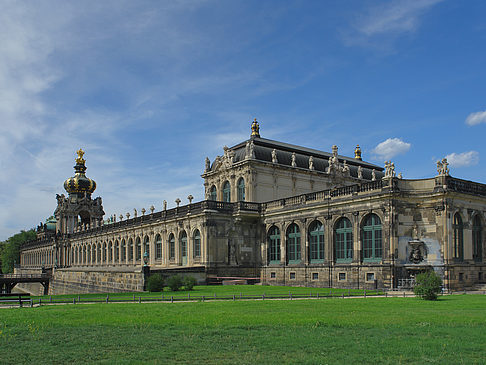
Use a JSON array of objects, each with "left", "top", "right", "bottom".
[{"left": 142, "top": 251, "right": 150, "bottom": 291}]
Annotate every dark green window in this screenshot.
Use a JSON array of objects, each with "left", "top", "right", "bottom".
[
  {"left": 453, "top": 213, "right": 464, "bottom": 261},
  {"left": 108, "top": 242, "right": 113, "bottom": 262},
  {"left": 169, "top": 233, "right": 175, "bottom": 260},
  {"left": 268, "top": 226, "right": 281, "bottom": 264},
  {"left": 237, "top": 178, "right": 245, "bottom": 201},
  {"left": 335, "top": 218, "right": 353, "bottom": 262},
  {"left": 473, "top": 215, "right": 482, "bottom": 262},
  {"left": 155, "top": 234, "right": 162, "bottom": 260},
  {"left": 223, "top": 181, "right": 231, "bottom": 202},
  {"left": 103, "top": 243, "right": 107, "bottom": 262},
  {"left": 193, "top": 229, "right": 201, "bottom": 257},
  {"left": 121, "top": 239, "right": 126, "bottom": 261},
  {"left": 144, "top": 236, "right": 150, "bottom": 259},
  {"left": 180, "top": 231, "right": 187, "bottom": 258},
  {"left": 309, "top": 220, "right": 324, "bottom": 263},
  {"left": 115, "top": 240, "right": 119, "bottom": 263},
  {"left": 362, "top": 214, "right": 382, "bottom": 261},
  {"left": 128, "top": 239, "right": 133, "bottom": 260},
  {"left": 286, "top": 224, "right": 301, "bottom": 264},
  {"left": 136, "top": 237, "right": 141, "bottom": 261},
  {"left": 209, "top": 185, "right": 217, "bottom": 201}
]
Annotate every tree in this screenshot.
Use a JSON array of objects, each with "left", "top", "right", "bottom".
[
  {"left": 1, "top": 229, "right": 36, "bottom": 273},
  {"left": 414, "top": 270, "right": 443, "bottom": 300}
]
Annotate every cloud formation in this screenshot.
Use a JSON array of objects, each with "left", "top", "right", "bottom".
[
  {"left": 445, "top": 151, "right": 479, "bottom": 168},
  {"left": 372, "top": 138, "right": 411, "bottom": 160},
  {"left": 465, "top": 110, "right": 486, "bottom": 126},
  {"left": 357, "top": 0, "right": 443, "bottom": 37}
]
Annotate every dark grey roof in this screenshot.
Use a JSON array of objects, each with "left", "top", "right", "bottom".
[{"left": 226, "top": 137, "right": 384, "bottom": 180}]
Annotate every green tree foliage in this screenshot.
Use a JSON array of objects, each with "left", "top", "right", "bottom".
[
  {"left": 414, "top": 270, "right": 443, "bottom": 300},
  {"left": 146, "top": 273, "right": 165, "bottom": 292},
  {"left": 0, "top": 229, "right": 36, "bottom": 273},
  {"left": 182, "top": 276, "right": 197, "bottom": 290},
  {"left": 167, "top": 275, "right": 183, "bottom": 291}
]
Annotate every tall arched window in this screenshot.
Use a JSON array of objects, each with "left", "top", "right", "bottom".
[
  {"left": 309, "top": 220, "right": 324, "bottom": 263},
  {"left": 180, "top": 231, "right": 188, "bottom": 265},
  {"left": 97, "top": 243, "right": 101, "bottom": 264},
  {"left": 136, "top": 237, "right": 142, "bottom": 261},
  {"left": 103, "top": 243, "right": 107, "bottom": 262},
  {"left": 209, "top": 185, "right": 217, "bottom": 201},
  {"left": 286, "top": 224, "right": 301, "bottom": 264},
  {"left": 128, "top": 238, "right": 133, "bottom": 261},
  {"left": 237, "top": 178, "right": 245, "bottom": 201},
  {"left": 87, "top": 246, "right": 91, "bottom": 264},
  {"left": 362, "top": 214, "right": 382, "bottom": 261},
  {"left": 91, "top": 245, "right": 96, "bottom": 264},
  {"left": 115, "top": 240, "right": 120, "bottom": 263},
  {"left": 108, "top": 241, "right": 113, "bottom": 263},
  {"left": 453, "top": 213, "right": 464, "bottom": 261},
  {"left": 268, "top": 226, "right": 281, "bottom": 264},
  {"left": 169, "top": 233, "right": 175, "bottom": 260},
  {"left": 193, "top": 229, "right": 201, "bottom": 258},
  {"left": 335, "top": 218, "right": 353, "bottom": 262},
  {"left": 143, "top": 236, "right": 150, "bottom": 259},
  {"left": 473, "top": 215, "right": 482, "bottom": 262},
  {"left": 83, "top": 246, "right": 86, "bottom": 265},
  {"left": 121, "top": 239, "right": 126, "bottom": 262},
  {"left": 155, "top": 234, "right": 162, "bottom": 260},
  {"left": 223, "top": 181, "right": 231, "bottom": 202}
]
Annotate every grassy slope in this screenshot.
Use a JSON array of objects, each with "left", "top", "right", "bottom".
[{"left": 1, "top": 295, "right": 485, "bottom": 364}]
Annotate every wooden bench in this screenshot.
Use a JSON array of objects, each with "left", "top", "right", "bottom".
[{"left": 0, "top": 293, "right": 31, "bottom": 307}]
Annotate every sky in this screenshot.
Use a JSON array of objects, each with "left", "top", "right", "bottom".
[{"left": 1, "top": 0, "right": 486, "bottom": 240}]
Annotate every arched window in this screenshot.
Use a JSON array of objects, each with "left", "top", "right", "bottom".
[
  {"left": 87, "top": 246, "right": 91, "bottom": 264},
  {"left": 155, "top": 234, "right": 162, "bottom": 260},
  {"left": 362, "top": 214, "right": 382, "bottom": 261},
  {"left": 473, "top": 215, "right": 482, "bottom": 262},
  {"left": 237, "top": 178, "right": 245, "bottom": 201},
  {"left": 180, "top": 231, "right": 188, "bottom": 265},
  {"left": 453, "top": 213, "right": 464, "bottom": 261},
  {"left": 115, "top": 240, "right": 120, "bottom": 263},
  {"left": 335, "top": 218, "right": 353, "bottom": 262},
  {"left": 309, "top": 221, "right": 324, "bottom": 263},
  {"left": 108, "top": 241, "right": 113, "bottom": 263},
  {"left": 121, "top": 239, "right": 126, "bottom": 262},
  {"left": 128, "top": 238, "right": 133, "bottom": 261},
  {"left": 286, "top": 224, "right": 301, "bottom": 264},
  {"left": 83, "top": 246, "right": 86, "bottom": 265},
  {"left": 97, "top": 243, "right": 101, "bottom": 264},
  {"left": 268, "top": 226, "right": 281, "bottom": 264},
  {"left": 136, "top": 237, "right": 142, "bottom": 261},
  {"left": 169, "top": 233, "right": 175, "bottom": 260},
  {"left": 223, "top": 181, "right": 231, "bottom": 202},
  {"left": 193, "top": 229, "right": 201, "bottom": 258},
  {"left": 143, "top": 236, "right": 150, "bottom": 259},
  {"left": 209, "top": 185, "right": 217, "bottom": 201},
  {"left": 102, "top": 243, "right": 107, "bottom": 262},
  {"left": 91, "top": 245, "right": 96, "bottom": 264}
]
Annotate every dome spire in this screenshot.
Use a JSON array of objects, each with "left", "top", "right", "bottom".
[
  {"left": 251, "top": 118, "right": 260, "bottom": 138},
  {"left": 64, "top": 149, "right": 96, "bottom": 197}
]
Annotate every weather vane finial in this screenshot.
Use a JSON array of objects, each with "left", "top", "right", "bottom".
[{"left": 251, "top": 118, "right": 260, "bottom": 138}]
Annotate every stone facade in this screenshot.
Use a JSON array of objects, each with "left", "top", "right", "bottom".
[{"left": 18, "top": 122, "right": 486, "bottom": 293}]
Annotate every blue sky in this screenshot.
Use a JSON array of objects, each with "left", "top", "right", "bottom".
[{"left": 1, "top": 0, "right": 486, "bottom": 240}]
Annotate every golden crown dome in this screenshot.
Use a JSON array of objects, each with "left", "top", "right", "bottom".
[{"left": 63, "top": 149, "right": 97, "bottom": 197}]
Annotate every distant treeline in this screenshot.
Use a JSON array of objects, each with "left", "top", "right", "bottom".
[{"left": 0, "top": 229, "right": 36, "bottom": 273}]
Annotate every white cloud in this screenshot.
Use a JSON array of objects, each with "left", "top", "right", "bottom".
[
  {"left": 445, "top": 151, "right": 479, "bottom": 168},
  {"left": 465, "top": 110, "right": 486, "bottom": 126},
  {"left": 357, "top": 0, "right": 443, "bottom": 37},
  {"left": 372, "top": 138, "right": 411, "bottom": 159}
]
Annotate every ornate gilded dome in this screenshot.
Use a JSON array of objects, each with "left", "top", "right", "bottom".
[{"left": 64, "top": 149, "right": 97, "bottom": 197}]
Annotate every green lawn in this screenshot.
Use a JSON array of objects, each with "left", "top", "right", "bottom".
[{"left": 1, "top": 294, "right": 485, "bottom": 364}]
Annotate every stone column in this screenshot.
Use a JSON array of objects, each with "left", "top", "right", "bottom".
[
  {"left": 280, "top": 223, "right": 286, "bottom": 265},
  {"left": 301, "top": 220, "right": 308, "bottom": 264}
]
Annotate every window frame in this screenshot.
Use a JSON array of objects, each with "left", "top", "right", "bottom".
[
  {"left": 335, "top": 218, "right": 353, "bottom": 263},
  {"left": 362, "top": 214, "right": 382, "bottom": 262}
]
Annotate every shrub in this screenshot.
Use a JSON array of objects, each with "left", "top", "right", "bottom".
[
  {"left": 167, "top": 275, "right": 183, "bottom": 291},
  {"left": 414, "top": 271, "right": 442, "bottom": 300},
  {"left": 146, "top": 273, "right": 165, "bottom": 292},
  {"left": 183, "top": 276, "right": 197, "bottom": 290}
]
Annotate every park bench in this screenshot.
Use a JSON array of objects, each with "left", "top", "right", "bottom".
[{"left": 0, "top": 293, "right": 31, "bottom": 307}]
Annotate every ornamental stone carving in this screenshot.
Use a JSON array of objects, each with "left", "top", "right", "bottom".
[
  {"left": 384, "top": 161, "right": 396, "bottom": 178},
  {"left": 291, "top": 152, "right": 297, "bottom": 167},
  {"left": 436, "top": 158, "right": 450, "bottom": 176},
  {"left": 271, "top": 149, "right": 278, "bottom": 163},
  {"left": 309, "top": 156, "right": 314, "bottom": 170}
]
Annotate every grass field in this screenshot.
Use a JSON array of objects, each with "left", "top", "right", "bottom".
[{"left": 1, "top": 291, "right": 485, "bottom": 364}]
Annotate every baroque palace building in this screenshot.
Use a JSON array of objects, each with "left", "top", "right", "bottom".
[{"left": 18, "top": 120, "right": 486, "bottom": 294}]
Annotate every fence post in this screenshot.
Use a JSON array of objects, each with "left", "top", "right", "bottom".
[
  {"left": 342, "top": 293, "right": 344, "bottom": 299},
  {"left": 202, "top": 296, "right": 205, "bottom": 302},
  {"left": 139, "top": 296, "right": 142, "bottom": 303},
  {"left": 317, "top": 292, "right": 319, "bottom": 299},
  {"left": 290, "top": 292, "right": 292, "bottom": 300},
  {"left": 50, "top": 295, "right": 52, "bottom": 303},
  {"left": 106, "top": 295, "right": 109, "bottom": 303},
  {"left": 403, "top": 292, "right": 405, "bottom": 298},
  {"left": 385, "top": 291, "right": 388, "bottom": 298},
  {"left": 73, "top": 298, "right": 76, "bottom": 305},
  {"left": 364, "top": 289, "right": 366, "bottom": 298},
  {"left": 233, "top": 295, "right": 235, "bottom": 301},
  {"left": 39, "top": 298, "right": 42, "bottom": 306},
  {"left": 171, "top": 296, "right": 173, "bottom": 303},
  {"left": 30, "top": 299, "right": 33, "bottom": 308},
  {"left": 78, "top": 295, "right": 81, "bottom": 303}
]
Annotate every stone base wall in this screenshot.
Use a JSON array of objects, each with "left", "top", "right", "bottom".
[
  {"left": 14, "top": 268, "right": 46, "bottom": 296},
  {"left": 261, "top": 264, "right": 392, "bottom": 289},
  {"left": 447, "top": 264, "right": 486, "bottom": 291},
  {"left": 49, "top": 268, "right": 144, "bottom": 295}
]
